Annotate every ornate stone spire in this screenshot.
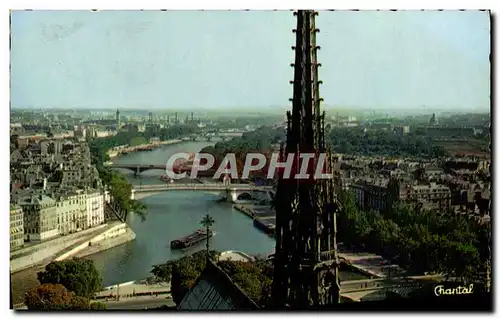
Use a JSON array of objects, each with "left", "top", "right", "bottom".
[{"left": 272, "top": 10, "right": 341, "bottom": 309}]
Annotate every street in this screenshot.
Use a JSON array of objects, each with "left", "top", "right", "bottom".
[{"left": 104, "top": 296, "right": 176, "bottom": 310}]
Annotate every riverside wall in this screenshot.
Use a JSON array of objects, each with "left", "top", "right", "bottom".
[
  {"left": 55, "top": 223, "right": 136, "bottom": 261},
  {"left": 107, "top": 139, "right": 183, "bottom": 159},
  {"left": 10, "top": 224, "right": 107, "bottom": 273}
]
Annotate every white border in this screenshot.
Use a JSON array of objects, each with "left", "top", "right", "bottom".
[{"left": 2, "top": 1, "right": 497, "bottom": 318}]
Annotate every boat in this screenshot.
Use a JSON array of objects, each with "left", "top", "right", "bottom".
[{"left": 170, "top": 229, "right": 214, "bottom": 249}]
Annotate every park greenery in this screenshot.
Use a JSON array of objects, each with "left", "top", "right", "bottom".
[
  {"left": 337, "top": 190, "right": 490, "bottom": 287},
  {"left": 200, "top": 126, "right": 286, "bottom": 180},
  {"left": 88, "top": 124, "right": 200, "bottom": 158},
  {"left": 200, "top": 125, "right": 449, "bottom": 174},
  {"left": 25, "top": 259, "right": 106, "bottom": 310},
  {"left": 201, "top": 126, "right": 285, "bottom": 161},
  {"left": 326, "top": 127, "right": 448, "bottom": 158}
]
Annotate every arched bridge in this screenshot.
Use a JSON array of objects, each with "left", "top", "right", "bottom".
[
  {"left": 109, "top": 163, "right": 214, "bottom": 176},
  {"left": 131, "top": 183, "right": 275, "bottom": 202},
  {"left": 110, "top": 164, "right": 167, "bottom": 174}
]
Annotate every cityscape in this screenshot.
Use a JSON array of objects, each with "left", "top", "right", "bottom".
[{"left": 9, "top": 9, "right": 492, "bottom": 311}]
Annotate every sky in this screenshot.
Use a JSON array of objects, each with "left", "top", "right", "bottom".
[{"left": 10, "top": 10, "right": 490, "bottom": 111}]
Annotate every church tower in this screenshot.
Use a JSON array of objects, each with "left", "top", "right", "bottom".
[{"left": 272, "top": 10, "right": 341, "bottom": 309}]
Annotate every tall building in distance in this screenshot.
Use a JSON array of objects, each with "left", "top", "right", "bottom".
[
  {"left": 429, "top": 113, "right": 437, "bottom": 125},
  {"left": 116, "top": 109, "right": 121, "bottom": 129},
  {"left": 272, "top": 10, "right": 341, "bottom": 309}
]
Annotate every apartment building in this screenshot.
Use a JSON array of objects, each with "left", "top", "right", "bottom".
[
  {"left": 54, "top": 192, "right": 80, "bottom": 235},
  {"left": 86, "top": 190, "right": 105, "bottom": 228},
  {"left": 10, "top": 205, "right": 24, "bottom": 250},
  {"left": 400, "top": 182, "right": 452, "bottom": 211},
  {"left": 19, "top": 194, "right": 58, "bottom": 242}
]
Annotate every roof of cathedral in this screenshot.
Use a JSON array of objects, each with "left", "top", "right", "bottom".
[{"left": 177, "top": 258, "right": 259, "bottom": 310}]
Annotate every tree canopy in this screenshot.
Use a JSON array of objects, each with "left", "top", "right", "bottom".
[
  {"left": 151, "top": 250, "right": 219, "bottom": 304},
  {"left": 88, "top": 136, "right": 148, "bottom": 222},
  {"left": 326, "top": 127, "right": 448, "bottom": 158},
  {"left": 37, "top": 258, "right": 103, "bottom": 299},
  {"left": 337, "top": 191, "right": 489, "bottom": 287},
  {"left": 24, "top": 283, "right": 106, "bottom": 311},
  {"left": 200, "top": 126, "right": 286, "bottom": 181}
]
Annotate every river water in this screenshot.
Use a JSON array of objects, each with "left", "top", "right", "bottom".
[
  {"left": 86, "top": 141, "right": 277, "bottom": 286},
  {"left": 11, "top": 141, "right": 366, "bottom": 304}
]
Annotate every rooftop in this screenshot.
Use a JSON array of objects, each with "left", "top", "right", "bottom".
[{"left": 178, "top": 258, "right": 259, "bottom": 310}]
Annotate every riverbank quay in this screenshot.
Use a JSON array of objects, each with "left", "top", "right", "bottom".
[
  {"left": 95, "top": 280, "right": 171, "bottom": 301},
  {"left": 10, "top": 222, "right": 136, "bottom": 305},
  {"left": 11, "top": 224, "right": 105, "bottom": 273},
  {"left": 10, "top": 221, "right": 135, "bottom": 274},
  {"left": 233, "top": 204, "right": 276, "bottom": 236},
  {"left": 102, "top": 295, "right": 176, "bottom": 310},
  {"left": 337, "top": 248, "right": 406, "bottom": 279},
  {"left": 55, "top": 222, "right": 136, "bottom": 261},
  {"left": 219, "top": 250, "right": 255, "bottom": 262},
  {"left": 107, "top": 139, "right": 183, "bottom": 158}
]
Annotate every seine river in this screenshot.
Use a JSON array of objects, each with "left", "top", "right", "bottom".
[
  {"left": 87, "top": 141, "right": 276, "bottom": 286},
  {"left": 11, "top": 141, "right": 366, "bottom": 304}
]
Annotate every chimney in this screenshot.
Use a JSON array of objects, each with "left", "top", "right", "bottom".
[{"left": 43, "top": 178, "right": 47, "bottom": 191}]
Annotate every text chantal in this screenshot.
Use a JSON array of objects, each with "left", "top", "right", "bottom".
[{"left": 434, "top": 284, "right": 474, "bottom": 296}]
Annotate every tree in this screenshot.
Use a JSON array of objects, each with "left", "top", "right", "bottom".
[
  {"left": 218, "top": 259, "right": 274, "bottom": 306},
  {"left": 107, "top": 171, "right": 147, "bottom": 222},
  {"left": 151, "top": 250, "right": 220, "bottom": 283},
  {"left": 200, "top": 214, "right": 215, "bottom": 257},
  {"left": 25, "top": 284, "right": 74, "bottom": 310},
  {"left": 25, "top": 283, "right": 105, "bottom": 311},
  {"left": 37, "top": 258, "right": 102, "bottom": 299},
  {"left": 169, "top": 250, "right": 216, "bottom": 304}
]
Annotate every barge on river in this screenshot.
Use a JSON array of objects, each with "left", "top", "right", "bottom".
[{"left": 170, "top": 229, "right": 214, "bottom": 249}]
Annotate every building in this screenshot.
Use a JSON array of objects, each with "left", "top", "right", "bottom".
[
  {"left": 178, "top": 258, "right": 259, "bottom": 310},
  {"left": 77, "top": 191, "right": 89, "bottom": 231},
  {"left": 394, "top": 125, "right": 410, "bottom": 135},
  {"left": 86, "top": 190, "right": 105, "bottom": 228},
  {"left": 350, "top": 178, "right": 392, "bottom": 212},
  {"left": 19, "top": 194, "right": 58, "bottom": 242},
  {"left": 54, "top": 193, "right": 80, "bottom": 235},
  {"left": 116, "top": 109, "right": 121, "bottom": 130},
  {"left": 400, "top": 183, "right": 452, "bottom": 211},
  {"left": 10, "top": 205, "right": 24, "bottom": 250},
  {"left": 73, "top": 126, "right": 87, "bottom": 140}
]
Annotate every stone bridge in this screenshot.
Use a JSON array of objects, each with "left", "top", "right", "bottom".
[
  {"left": 183, "top": 131, "right": 244, "bottom": 142},
  {"left": 110, "top": 164, "right": 167, "bottom": 174},
  {"left": 131, "top": 183, "right": 275, "bottom": 202},
  {"left": 339, "top": 275, "right": 443, "bottom": 302}
]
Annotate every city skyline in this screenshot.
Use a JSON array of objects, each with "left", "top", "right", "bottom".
[{"left": 10, "top": 10, "right": 490, "bottom": 111}]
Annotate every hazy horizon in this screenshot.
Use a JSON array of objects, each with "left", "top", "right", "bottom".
[{"left": 11, "top": 10, "right": 490, "bottom": 111}]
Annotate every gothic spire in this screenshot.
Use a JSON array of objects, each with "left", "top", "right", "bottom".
[{"left": 272, "top": 10, "right": 341, "bottom": 309}]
